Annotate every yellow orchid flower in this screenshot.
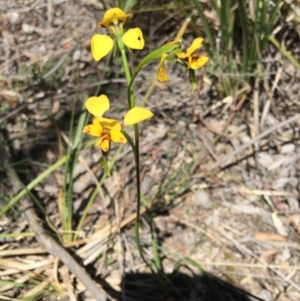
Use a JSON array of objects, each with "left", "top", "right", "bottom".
[
  {"left": 156, "top": 40, "right": 182, "bottom": 82},
  {"left": 91, "top": 29, "right": 144, "bottom": 62},
  {"left": 98, "top": 7, "right": 131, "bottom": 30},
  {"left": 90, "top": 7, "right": 145, "bottom": 61},
  {"left": 156, "top": 37, "right": 209, "bottom": 82},
  {"left": 83, "top": 95, "right": 153, "bottom": 152},
  {"left": 91, "top": 28, "right": 144, "bottom": 61},
  {"left": 176, "top": 38, "right": 209, "bottom": 70},
  {"left": 157, "top": 53, "right": 169, "bottom": 82}
]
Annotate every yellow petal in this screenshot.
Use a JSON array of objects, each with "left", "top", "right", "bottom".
[
  {"left": 85, "top": 95, "right": 110, "bottom": 117},
  {"left": 91, "top": 34, "right": 114, "bottom": 61},
  {"left": 98, "top": 7, "right": 131, "bottom": 28},
  {"left": 95, "top": 136, "right": 110, "bottom": 152},
  {"left": 124, "top": 107, "right": 153, "bottom": 126},
  {"left": 186, "top": 37, "right": 203, "bottom": 57},
  {"left": 110, "top": 130, "right": 127, "bottom": 144},
  {"left": 122, "top": 28, "right": 144, "bottom": 50},
  {"left": 98, "top": 117, "right": 121, "bottom": 131},
  {"left": 92, "top": 117, "right": 101, "bottom": 126},
  {"left": 101, "top": 139, "right": 110, "bottom": 152},
  {"left": 83, "top": 123, "right": 102, "bottom": 136},
  {"left": 157, "top": 53, "right": 169, "bottom": 82},
  {"left": 189, "top": 55, "right": 209, "bottom": 69}
]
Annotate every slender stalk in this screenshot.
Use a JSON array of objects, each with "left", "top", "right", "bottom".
[
  {"left": 63, "top": 97, "right": 77, "bottom": 242},
  {"left": 132, "top": 125, "right": 145, "bottom": 260},
  {"left": 115, "top": 29, "right": 135, "bottom": 109},
  {"left": 116, "top": 30, "right": 150, "bottom": 267},
  {"left": 123, "top": 130, "right": 154, "bottom": 271},
  {"left": 120, "top": 48, "right": 135, "bottom": 108}
]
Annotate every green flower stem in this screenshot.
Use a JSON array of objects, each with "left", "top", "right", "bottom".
[
  {"left": 132, "top": 125, "right": 146, "bottom": 260},
  {"left": 122, "top": 130, "right": 153, "bottom": 271},
  {"left": 120, "top": 48, "right": 135, "bottom": 109},
  {"left": 63, "top": 87, "right": 88, "bottom": 242},
  {"left": 115, "top": 29, "right": 149, "bottom": 267},
  {"left": 115, "top": 31, "right": 135, "bottom": 109}
]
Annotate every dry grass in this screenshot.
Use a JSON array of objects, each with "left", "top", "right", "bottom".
[{"left": 1, "top": 0, "right": 300, "bottom": 300}]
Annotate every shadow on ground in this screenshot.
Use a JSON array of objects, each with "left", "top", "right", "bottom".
[{"left": 97, "top": 271, "right": 259, "bottom": 301}]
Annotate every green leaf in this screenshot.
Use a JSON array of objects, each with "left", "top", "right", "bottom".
[
  {"left": 105, "top": 258, "right": 116, "bottom": 265},
  {"left": 189, "top": 69, "right": 196, "bottom": 93}
]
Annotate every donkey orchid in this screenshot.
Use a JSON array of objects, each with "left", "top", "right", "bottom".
[
  {"left": 91, "top": 7, "right": 145, "bottom": 61},
  {"left": 83, "top": 95, "right": 153, "bottom": 152}
]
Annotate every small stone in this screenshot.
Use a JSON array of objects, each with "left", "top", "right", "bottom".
[
  {"left": 257, "top": 152, "right": 273, "bottom": 168},
  {"left": 193, "top": 190, "right": 212, "bottom": 208},
  {"left": 9, "top": 11, "right": 19, "bottom": 23},
  {"left": 22, "top": 23, "right": 35, "bottom": 34},
  {"left": 72, "top": 49, "right": 82, "bottom": 61},
  {"left": 281, "top": 247, "right": 291, "bottom": 261},
  {"left": 280, "top": 143, "right": 295, "bottom": 154}
]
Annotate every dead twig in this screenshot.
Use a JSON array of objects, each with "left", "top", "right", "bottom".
[{"left": 208, "top": 114, "right": 300, "bottom": 171}]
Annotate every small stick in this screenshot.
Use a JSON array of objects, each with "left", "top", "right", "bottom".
[{"left": 208, "top": 114, "right": 300, "bottom": 171}]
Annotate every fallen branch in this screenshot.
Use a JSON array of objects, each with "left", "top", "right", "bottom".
[
  {"left": 2, "top": 142, "right": 108, "bottom": 301},
  {"left": 21, "top": 197, "right": 108, "bottom": 301}
]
